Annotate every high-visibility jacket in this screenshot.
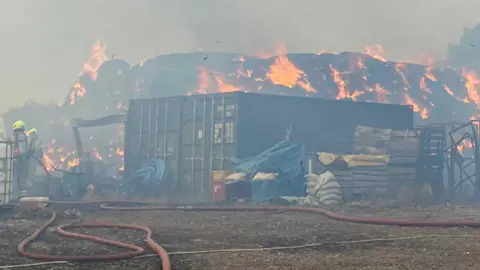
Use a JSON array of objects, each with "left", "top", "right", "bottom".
[
  {"left": 13, "top": 129, "right": 28, "bottom": 157},
  {"left": 28, "top": 133, "right": 42, "bottom": 156}
]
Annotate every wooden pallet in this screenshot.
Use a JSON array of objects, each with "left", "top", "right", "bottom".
[{"left": 352, "top": 166, "right": 388, "bottom": 194}]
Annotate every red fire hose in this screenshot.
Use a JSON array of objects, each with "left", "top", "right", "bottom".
[
  {"left": 17, "top": 201, "right": 480, "bottom": 270},
  {"left": 17, "top": 202, "right": 171, "bottom": 270}
]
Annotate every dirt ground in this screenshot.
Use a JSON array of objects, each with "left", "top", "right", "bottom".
[{"left": 2, "top": 203, "right": 480, "bottom": 269}]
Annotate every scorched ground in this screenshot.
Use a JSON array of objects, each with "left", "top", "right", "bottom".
[{"left": 2, "top": 205, "right": 480, "bottom": 269}]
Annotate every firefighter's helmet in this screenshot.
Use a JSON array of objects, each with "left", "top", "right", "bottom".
[
  {"left": 12, "top": 120, "right": 25, "bottom": 131},
  {"left": 27, "top": 128, "right": 37, "bottom": 136}
]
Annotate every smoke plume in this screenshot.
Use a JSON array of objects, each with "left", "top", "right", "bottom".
[{"left": 1, "top": 0, "right": 480, "bottom": 110}]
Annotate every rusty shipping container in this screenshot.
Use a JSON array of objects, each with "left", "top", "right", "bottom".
[{"left": 125, "top": 92, "right": 414, "bottom": 200}]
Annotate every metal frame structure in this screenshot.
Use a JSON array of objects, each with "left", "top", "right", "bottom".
[
  {"left": 416, "top": 120, "right": 480, "bottom": 202},
  {"left": 0, "top": 139, "right": 14, "bottom": 204},
  {"left": 446, "top": 120, "right": 480, "bottom": 200},
  {"left": 416, "top": 124, "right": 446, "bottom": 203}
]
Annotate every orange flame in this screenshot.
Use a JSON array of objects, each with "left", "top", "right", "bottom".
[
  {"left": 116, "top": 148, "right": 124, "bottom": 156},
  {"left": 351, "top": 55, "right": 365, "bottom": 70},
  {"left": 363, "top": 45, "right": 387, "bottom": 62},
  {"left": 403, "top": 92, "right": 429, "bottom": 119},
  {"left": 266, "top": 44, "right": 315, "bottom": 93},
  {"left": 394, "top": 63, "right": 410, "bottom": 88},
  {"left": 68, "top": 158, "right": 80, "bottom": 167},
  {"left": 456, "top": 138, "right": 473, "bottom": 155},
  {"left": 66, "top": 40, "right": 108, "bottom": 106},
  {"left": 462, "top": 69, "right": 480, "bottom": 106},
  {"left": 424, "top": 66, "right": 437, "bottom": 82},
  {"left": 214, "top": 75, "right": 241, "bottom": 92},
  {"left": 443, "top": 84, "right": 455, "bottom": 96},
  {"left": 329, "top": 65, "right": 364, "bottom": 100},
  {"left": 330, "top": 65, "right": 348, "bottom": 100},
  {"left": 235, "top": 66, "right": 252, "bottom": 79},
  {"left": 365, "top": 84, "right": 391, "bottom": 103},
  {"left": 419, "top": 77, "right": 432, "bottom": 94},
  {"left": 234, "top": 56, "right": 246, "bottom": 62},
  {"left": 92, "top": 148, "right": 103, "bottom": 160},
  {"left": 83, "top": 40, "right": 108, "bottom": 80},
  {"left": 68, "top": 82, "right": 87, "bottom": 105},
  {"left": 43, "top": 154, "right": 56, "bottom": 171},
  {"left": 195, "top": 67, "right": 209, "bottom": 94}
]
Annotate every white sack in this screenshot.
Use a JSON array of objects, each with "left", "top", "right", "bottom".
[
  {"left": 226, "top": 172, "right": 247, "bottom": 181},
  {"left": 253, "top": 172, "right": 279, "bottom": 181}
]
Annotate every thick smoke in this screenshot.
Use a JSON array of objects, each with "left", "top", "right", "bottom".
[
  {"left": 447, "top": 25, "right": 480, "bottom": 73},
  {"left": 1, "top": 0, "right": 480, "bottom": 110}
]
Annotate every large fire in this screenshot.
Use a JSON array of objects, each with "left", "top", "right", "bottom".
[
  {"left": 42, "top": 41, "right": 122, "bottom": 172},
  {"left": 39, "top": 40, "right": 480, "bottom": 171}
]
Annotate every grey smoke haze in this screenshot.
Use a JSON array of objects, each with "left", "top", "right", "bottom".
[{"left": 0, "top": 0, "right": 479, "bottom": 111}]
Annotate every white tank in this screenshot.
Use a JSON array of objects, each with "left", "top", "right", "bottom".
[
  {"left": 18, "top": 197, "right": 49, "bottom": 211},
  {"left": 0, "top": 136, "right": 12, "bottom": 204},
  {"left": 0, "top": 136, "right": 6, "bottom": 159},
  {"left": 0, "top": 116, "right": 5, "bottom": 137}
]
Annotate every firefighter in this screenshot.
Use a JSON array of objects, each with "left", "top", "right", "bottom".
[
  {"left": 27, "top": 128, "right": 42, "bottom": 153},
  {"left": 27, "top": 128, "right": 44, "bottom": 178},
  {"left": 12, "top": 120, "right": 29, "bottom": 198}
]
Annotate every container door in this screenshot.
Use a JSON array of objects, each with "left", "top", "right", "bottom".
[
  {"left": 179, "top": 95, "right": 238, "bottom": 202},
  {"left": 210, "top": 96, "right": 238, "bottom": 173},
  {"left": 125, "top": 97, "right": 183, "bottom": 191}
]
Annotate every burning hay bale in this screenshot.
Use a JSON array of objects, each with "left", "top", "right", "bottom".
[{"left": 4, "top": 40, "right": 480, "bottom": 174}]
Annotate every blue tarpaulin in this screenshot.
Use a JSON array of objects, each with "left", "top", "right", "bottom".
[
  {"left": 129, "top": 159, "right": 166, "bottom": 197},
  {"left": 232, "top": 140, "right": 306, "bottom": 201}
]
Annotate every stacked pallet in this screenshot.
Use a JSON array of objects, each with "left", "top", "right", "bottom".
[
  {"left": 387, "top": 130, "right": 419, "bottom": 201},
  {"left": 388, "top": 130, "right": 420, "bottom": 165},
  {"left": 352, "top": 166, "right": 388, "bottom": 195},
  {"left": 312, "top": 124, "right": 419, "bottom": 201},
  {"left": 330, "top": 169, "right": 353, "bottom": 198},
  {"left": 354, "top": 126, "right": 391, "bottom": 155},
  {"left": 352, "top": 126, "right": 390, "bottom": 196}
]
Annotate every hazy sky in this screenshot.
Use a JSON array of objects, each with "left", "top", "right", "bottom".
[{"left": 1, "top": 0, "right": 479, "bottom": 111}]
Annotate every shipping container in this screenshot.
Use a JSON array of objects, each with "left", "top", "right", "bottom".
[{"left": 125, "top": 92, "right": 413, "bottom": 201}]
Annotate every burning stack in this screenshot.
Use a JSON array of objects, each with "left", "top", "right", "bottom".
[{"left": 4, "top": 41, "right": 480, "bottom": 172}]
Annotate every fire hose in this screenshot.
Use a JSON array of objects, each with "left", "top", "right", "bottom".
[{"left": 17, "top": 201, "right": 480, "bottom": 270}]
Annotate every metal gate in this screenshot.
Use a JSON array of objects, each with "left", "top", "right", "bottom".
[{"left": 0, "top": 139, "right": 13, "bottom": 204}]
